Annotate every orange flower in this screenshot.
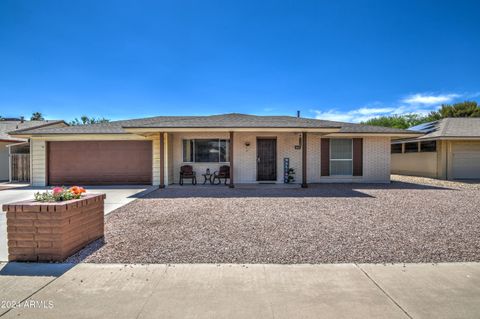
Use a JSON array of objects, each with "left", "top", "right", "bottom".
[{"left": 69, "top": 186, "right": 86, "bottom": 195}]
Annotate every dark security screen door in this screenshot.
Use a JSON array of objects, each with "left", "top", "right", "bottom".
[{"left": 257, "top": 138, "right": 277, "bottom": 181}]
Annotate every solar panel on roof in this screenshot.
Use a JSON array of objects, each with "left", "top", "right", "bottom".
[{"left": 408, "top": 121, "right": 437, "bottom": 133}]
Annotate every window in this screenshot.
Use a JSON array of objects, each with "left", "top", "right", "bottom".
[
  {"left": 330, "top": 139, "right": 353, "bottom": 175},
  {"left": 182, "top": 139, "right": 230, "bottom": 163},
  {"left": 420, "top": 141, "right": 436, "bottom": 152},
  {"left": 404, "top": 142, "right": 419, "bottom": 153},
  {"left": 391, "top": 144, "right": 402, "bottom": 154}
]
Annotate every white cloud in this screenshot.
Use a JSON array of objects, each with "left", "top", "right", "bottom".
[
  {"left": 355, "top": 107, "right": 396, "bottom": 115},
  {"left": 313, "top": 107, "right": 400, "bottom": 123},
  {"left": 402, "top": 93, "right": 460, "bottom": 105},
  {"left": 312, "top": 92, "right": 464, "bottom": 123},
  {"left": 312, "top": 110, "right": 358, "bottom": 122}
]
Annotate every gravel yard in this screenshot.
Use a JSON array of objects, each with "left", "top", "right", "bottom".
[
  {"left": 69, "top": 176, "right": 480, "bottom": 264},
  {"left": 392, "top": 174, "right": 480, "bottom": 190}
]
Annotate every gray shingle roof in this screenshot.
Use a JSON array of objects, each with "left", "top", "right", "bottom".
[
  {"left": 0, "top": 120, "right": 65, "bottom": 142},
  {"left": 409, "top": 118, "right": 480, "bottom": 139},
  {"left": 10, "top": 113, "right": 418, "bottom": 135}
]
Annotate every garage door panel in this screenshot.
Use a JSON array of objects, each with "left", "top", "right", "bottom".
[
  {"left": 452, "top": 152, "right": 480, "bottom": 180},
  {"left": 48, "top": 141, "right": 152, "bottom": 185}
]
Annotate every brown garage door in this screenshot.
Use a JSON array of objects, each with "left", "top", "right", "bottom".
[{"left": 48, "top": 141, "right": 152, "bottom": 185}]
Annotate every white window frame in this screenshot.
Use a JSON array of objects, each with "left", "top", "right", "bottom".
[
  {"left": 182, "top": 139, "right": 230, "bottom": 163},
  {"left": 329, "top": 138, "right": 353, "bottom": 176}
]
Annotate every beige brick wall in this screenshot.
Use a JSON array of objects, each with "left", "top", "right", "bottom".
[
  {"left": 31, "top": 139, "right": 46, "bottom": 187},
  {"left": 391, "top": 152, "right": 438, "bottom": 178},
  {"left": 152, "top": 133, "right": 160, "bottom": 186},
  {"left": 306, "top": 134, "right": 322, "bottom": 182},
  {"left": 233, "top": 132, "right": 302, "bottom": 183},
  {"left": 170, "top": 132, "right": 390, "bottom": 184},
  {"left": 151, "top": 133, "right": 171, "bottom": 186},
  {"left": 312, "top": 136, "right": 391, "bottom": 183},
  {"left": 29, "top": 133, "right": 392, "bottom": 186},
  {"left": 363, "top": 136, "right": 391, "bottom": 182},
  {"left": 167, "top": 133, "right": 174, "bottom": 184}
]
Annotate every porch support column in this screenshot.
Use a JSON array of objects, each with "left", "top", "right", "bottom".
[
  {"left": 229, "top": 131, "right": 234, "bottom": 188},
  {"left": 301, "top": 132, "right": 308, "bottom": 188},
  {"left": 159, "top": 132, "right": 165, "bottom": 188}
]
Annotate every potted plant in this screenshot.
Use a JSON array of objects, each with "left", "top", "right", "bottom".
[
  {"left": 286, "top": 168, "right": 295, "bottom": 183},
  {"left": 2, "top": 186, "right": 105, "bottom": 262}
]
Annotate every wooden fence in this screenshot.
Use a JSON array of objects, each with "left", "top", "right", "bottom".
[{"left": 10, "top": 154, "right": 30, "bottom": 182}]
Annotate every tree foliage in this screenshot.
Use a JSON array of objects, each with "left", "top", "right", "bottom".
[
  {"left": 31, "top": 112, "right": 45, "bottom": 121},
  {"left": 69, "top": 116, "right": 110, "bottom": 126},
  {"left": 362, "top": 114, "right": 426, "bottom": 129},
  {"left": 434, "top": 101, "right": 480, "bottom": 118},
  {"left": 361, "top": 101, "right": 480, "bottom": 129}
]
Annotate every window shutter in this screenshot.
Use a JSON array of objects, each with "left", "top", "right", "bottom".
[
  {"left": 321, "top": 138, "right": 330, "bottom": 176},
  {"left": 352, "top": 138, "right": 363, "bottom": 176}
]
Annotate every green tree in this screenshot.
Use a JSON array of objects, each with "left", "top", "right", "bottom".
[
  {"left": 362, "top": 101, "right": 480, "bottom": 129},
  {"left": 69, "top": 116, "right": 110, "bottom": 126},
  {"left": 430, "top": 101, "right": 480, "bottom": 118},
  {"left": 31, "top": 112, "right": 45, "bottom": 121},
  {"left": 361, "top": 114, "right": 427, "bottom": 129}
]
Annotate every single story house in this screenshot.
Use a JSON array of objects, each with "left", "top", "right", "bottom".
[
  {"left": 11, "top": 113, "right": 419, "bottom": 187},
  {"left": 0, "top": 118, "right": 66, "bottom": 182},
  {"left": 391, "top": 118, "right": 480, "bottom": 180}
]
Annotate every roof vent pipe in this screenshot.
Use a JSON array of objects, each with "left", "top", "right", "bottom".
[
  {"left": 20, "top": 116, "right": 24, "bottom": 123},
  {"left": 297, "top": 110, "right": 300, "bottom": 118}
]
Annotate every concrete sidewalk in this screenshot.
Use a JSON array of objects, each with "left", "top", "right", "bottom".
[{"left": 0, "top": 263, "right": 479, "bottom": 319}]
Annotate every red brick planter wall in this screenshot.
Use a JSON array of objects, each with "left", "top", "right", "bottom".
[{"left": 2, "top": 194, "right": 105, "bottom": 262}]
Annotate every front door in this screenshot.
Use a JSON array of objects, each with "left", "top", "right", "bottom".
[{"left": 257, "top": 138, "right": 277, "bottom": 181}]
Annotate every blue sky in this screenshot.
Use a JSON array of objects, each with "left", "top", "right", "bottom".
[{"left": 0, "top": 0, "right": 479, "bottom": 122}]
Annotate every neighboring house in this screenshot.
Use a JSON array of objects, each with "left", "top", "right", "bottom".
[
  {"left": 10, "top": 113, "right": 419, "bottom": 187},
  {"left": 391, "top": 118, "right": 480, "bottom": 180},
  {"left": 0, "top": 118, "right": 67, "bottom": 182}
]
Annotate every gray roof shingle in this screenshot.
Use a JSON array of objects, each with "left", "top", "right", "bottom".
[
  {"left": 10, "top": 113, "right": 418, "bottom": 135},
  {"left": 1, "top": 120, "right": 65, "bottom": 142},
  {"left": 409, "top": 118, "right": 480, "bottom": 139}
]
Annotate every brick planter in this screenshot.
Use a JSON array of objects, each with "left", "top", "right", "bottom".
[{"left": 2, "top": 194, "right": 105, "bottom": 262}]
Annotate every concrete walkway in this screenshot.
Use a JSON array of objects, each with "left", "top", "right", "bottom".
[
  {"left": 0, "top": 262, "right": 479, "bottom": 318},
  {"left": 0, "top": 185, "right": 157, "bottom": 261}
]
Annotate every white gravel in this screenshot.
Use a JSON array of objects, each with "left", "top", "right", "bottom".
[
  {"left": 392, "top": 174, "right": 480, "bottom": 190},
  {"left": 67, "top": 178, "right": 480, "bottom": 264}
]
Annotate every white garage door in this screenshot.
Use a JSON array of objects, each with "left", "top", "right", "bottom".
[{"left": 452, "top": 142, "right": 480, "bottom": 179}]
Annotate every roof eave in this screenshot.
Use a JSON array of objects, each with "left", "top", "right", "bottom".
[
  {"left": 325, "top": 132, "right": 423, "bottom": 139},
  {"left": 392, "top": 136, "right": 480, "bottom": 144},
  {"left": 0, "top": 138, "right": 27, "bottom": 143},
  {"left": 7, "top": 120, "right": 68, "bottom": 135},
  {"left": 123, "top": 127, "right": 342, "bottom": 133}
]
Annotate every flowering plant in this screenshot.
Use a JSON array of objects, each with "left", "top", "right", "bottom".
[{"left": 34, "top": 186, "right": 86, "bottom": 202}]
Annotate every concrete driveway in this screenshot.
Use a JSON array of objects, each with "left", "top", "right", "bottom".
[{"left": 0, "top": 185, "right": 157, "bottom": 262}]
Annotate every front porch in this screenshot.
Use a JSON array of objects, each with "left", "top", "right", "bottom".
[{"left": 151, "top": 130, "right": 312, "bottom": 188}]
